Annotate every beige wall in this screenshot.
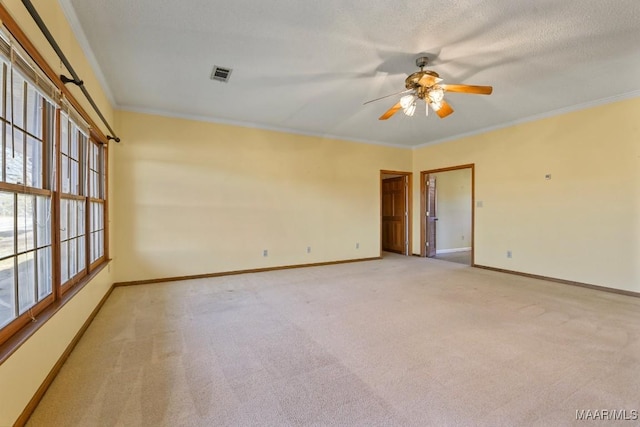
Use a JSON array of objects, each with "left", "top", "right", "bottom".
[
  {"left": 113, "top": 110, "right": 412, "bottom": 283},
  {"left": 413, "top": 97, "right": 640, "bottom": 292},
  {"left": 434, "top": 168, "right": 472, "bottom": 252},
  {"left": 0, "top": 1, "right": 116, "bottom": 425}
]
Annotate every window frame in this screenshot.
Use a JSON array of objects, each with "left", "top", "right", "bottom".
[
  {"left": 0, "top": 53, "right": 57, "bottom": 341},
  {"left": 88, "top": 138, "right": 106, "bottom": 270},
  {"left": 58, "top": 110, "right": 91, "bottom": 293},
  {"left": 0, "top": 13, "right": 110, "bottom": 355}
]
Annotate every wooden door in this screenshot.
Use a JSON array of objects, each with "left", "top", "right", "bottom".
[
  {"left": 426, "top": 174, "right": 437, "bottom": 257},
  {"left": 382, "top": 176, "right": 407, "bottom": 254}
]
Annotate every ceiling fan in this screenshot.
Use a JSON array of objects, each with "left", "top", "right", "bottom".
[{"left": 365, "top": 56, "right": 493, "bottom": 120}]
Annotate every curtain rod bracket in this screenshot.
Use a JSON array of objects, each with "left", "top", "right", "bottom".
[
  {"left": 60, "top": 74, "right": 83, "bottom": 86},
  {"left": 107, "top": 135, "right": 121, "bottom": 143}
]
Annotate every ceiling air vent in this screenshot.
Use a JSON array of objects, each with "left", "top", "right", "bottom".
[{"left": 210, "top": 65, "right": 232, "bottom": 82}]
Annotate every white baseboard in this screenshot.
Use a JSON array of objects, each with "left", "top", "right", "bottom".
[{"left": 436, "top": 247, "right": 471, "bottom": 254}]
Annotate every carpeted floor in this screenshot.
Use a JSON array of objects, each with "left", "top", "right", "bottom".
[{"left": 27, "top": 254, "right": 640, "bottom": 426}]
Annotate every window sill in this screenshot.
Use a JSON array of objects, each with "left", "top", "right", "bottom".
[{"left": 0, "top": 259, "right": 112, "bottom": 366}]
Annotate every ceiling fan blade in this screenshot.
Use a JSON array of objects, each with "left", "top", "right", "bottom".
[
  {"left": 442, "top": 84, "right": 493, "bottom": 95},
  {"left": 379, "top": 102, "right": 402, "bottom": 120},
  {"left": 363, "top": 89, "right": 413, "bottom": 105},
  {"left": 418, "top": 74, "right": 442, "bottom": 88},
  {"left": 435, "top": 100, "right": 454, "bottom": 118}
]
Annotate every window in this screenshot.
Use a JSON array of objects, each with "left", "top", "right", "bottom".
[
  {"left": 0, "top": 28, "right": 109, "bottom": 344},
  {"left": 0, "top": 52, "right": 55, "bottom": 330},
  {"left": 89, "top": 141, "right": 105, "bottom": 265},
  {"left": 59, "top": 112, "right": 88, "bottom": 288}
]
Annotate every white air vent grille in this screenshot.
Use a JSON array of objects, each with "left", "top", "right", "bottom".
[{"left": 210, "top": 66, "right": 232, "bottom": 82}]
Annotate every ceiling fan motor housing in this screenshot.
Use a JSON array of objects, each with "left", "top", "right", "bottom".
[
  {"left": 415, "top": 56, "right": 429, "bottom": 69},
  {"left": 405, "top": 70, "right": 439, "bottom": 92}
]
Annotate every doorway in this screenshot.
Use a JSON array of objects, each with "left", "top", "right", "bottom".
[
  {"left": 420, "top": 165, "right": 474, "bottom": 265},
  {"left": 380, "top": 170, "right": 412, "bottom": 256}
]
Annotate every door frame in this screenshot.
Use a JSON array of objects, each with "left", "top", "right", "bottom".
[
  {"left": 380, "top": 170, "right": 412, "bottom": 256},
  {"left": 420, "top": 164, "right": 475, "bottom": 264}
]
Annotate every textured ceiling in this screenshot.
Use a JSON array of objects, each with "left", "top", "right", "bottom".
[{"left": 61, "top": 0, "right": 640, "bottom": 147}]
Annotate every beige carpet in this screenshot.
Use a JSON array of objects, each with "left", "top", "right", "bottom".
[{"left": 27, "top": 254, "right": 640, "bottom": 426}]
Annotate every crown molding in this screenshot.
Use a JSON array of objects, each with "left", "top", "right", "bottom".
[
  {"left": 413, "top": 90, "right": 640, "bottom": 149},
  {"left": 117, "top": 105, "right": 413, "bottom": 150},
  {"left": 57, "top": 0, "right": 116, "bottom": 107}
]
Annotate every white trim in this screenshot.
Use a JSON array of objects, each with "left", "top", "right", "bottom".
[
  {"left": 117, "top": 105, "right": 413, "bottom": 149},
  {"left": 436, "top": 247, "right": 471, "bottom": 254},
  {"left": 413, "top": 90, "right": 640, "bottom": 149},
  {"left": 57, "top": 0, "right": 116, "bottom": 107}
]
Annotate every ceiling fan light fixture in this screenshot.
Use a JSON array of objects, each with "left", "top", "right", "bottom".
[
  {"left": 400, "top": 94, "right": 416, "bottom": 109},
  {"left": 403, "top": 101, "right": 417, "bottom": 117},
  {"left": 400, "top": 93, "right": 418, "bottom": 116},
  {"left": 428, "top": 86, "right": 445, "bottom": 103}
]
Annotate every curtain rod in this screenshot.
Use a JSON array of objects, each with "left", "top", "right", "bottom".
[{"left": 21, "top": 0, "right": 120, "bottom": 143}]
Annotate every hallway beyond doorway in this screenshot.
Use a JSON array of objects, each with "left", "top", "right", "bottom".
[{"left": 434, "top": 249, "right": 471, "bottom": 265}]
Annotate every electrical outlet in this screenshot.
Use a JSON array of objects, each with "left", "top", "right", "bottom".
[
  {"left": 356, "top": 242, "right": 359, "bottom": 249},
  {"left": 263, "top": 249, "right": 268, "bottom": 257},
  {"left": 307, "top": 246, "right": 311, "bottom": 253},
  {"left": 507, "top": 250, "right": 512, "bottom": 258}
]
